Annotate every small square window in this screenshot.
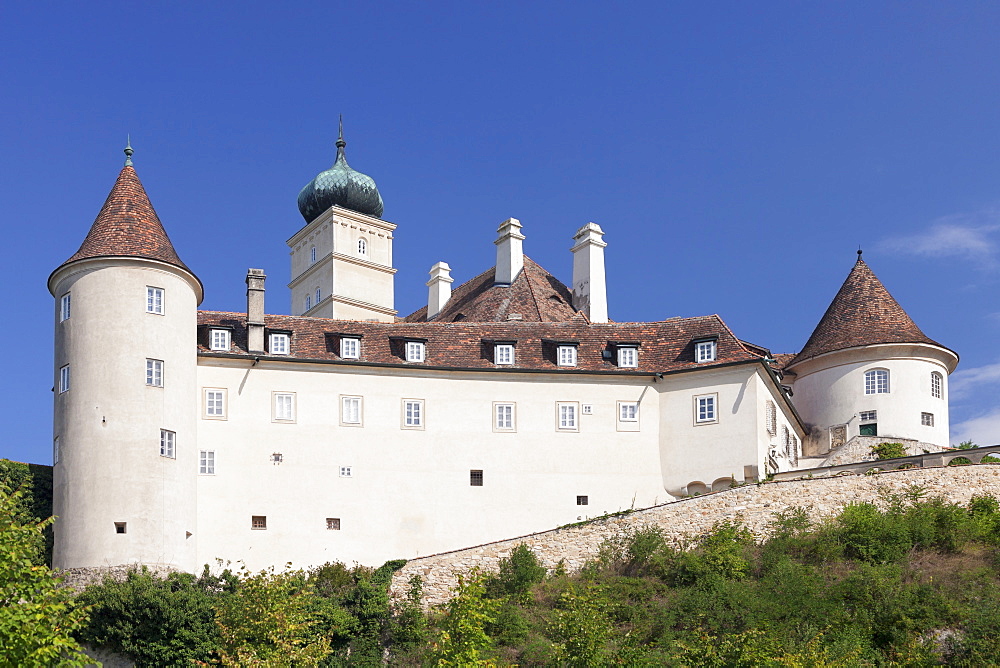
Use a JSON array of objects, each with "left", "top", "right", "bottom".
[
  {"left": 470, "top": 469, "right": 484, "bottom": 486},
  {"left": 581, "top": 404, "right": 593, "bottom": 415},
  {"left": 59, "top": 365, "right": 70, "bottom": 393},
  {"left": 577, "top": 495, "right": 589, "bottom": 506},
  {"left": 494, "top": 343, "right": 514, "bottom": 365},
  {"left": 859, "top": 410, "right": 877, "bottom": 423},
  {"left": 921, "top": 412, "right": 934, "bottom": 427},
  {"left": 557, "top": 345, "right": 577, "bottom": 367},
  {"left": 695, "top": 340, "right": 717, "bottom": 363},
  {"left": 494, "top": 403, "right": 515, "bottom": 431},
  {"left": 326, "top": 517, "right": 341, "bottom": 530},
  {"left": 210, "top": 329, "right": 231, "bottom": 351},
  {"left": 146, "top": 359, "right": 164, "bottom": 387},
  {"left": 405, "top": 341, "right": 426, "bottom": 362},
  {"left": 403, "top": 399, "right": 424, "bottom": 428},
  {"left": 271, "top": 452, "right": 283, "bottom": 464},
  {"left": 269, "top": 333, "right": 290, "bottom": 355},
  {"left": 251, "top": 515, "right": 267, "bottom": 530},
  {"left": 340, "top": 466, "right": 353, "bottom": 478},
  {"left": 618, "top": 402, "right": 639, "bottom": 422},
  {"left": 617, "top": 347, "right": 638, "bottom": 368},
  {"left": 204, "top": 389, "right": 226, "bottom": 419},
  {"left": 146, "top": 286, "right": 164, "bottom": 314},
  {"left": 341, "top": 337, "right": 360, "bottom": 359},
  {"left": 273, "top": 392, "right": 295, "bottom": 422},
  {"left": 199, "top": 450, "right": 215, "bottom": 474},
  {"left": 115, "top": 522, "right": 127, "bottom": 534},
  {"left": 694, "top": 394, "right": 717, "bottom": 424},
  {"left": 341, "top": 396, "right": 362, "bottom": 426},
  {"left": 59, "top": 293, "right": 71, "bottom": 321},
  {"left": 557, "top": 402, "right": 579, "bottom": 431},
  {"left": 160, "top": 429, "right": 176, "bottom": 458}
]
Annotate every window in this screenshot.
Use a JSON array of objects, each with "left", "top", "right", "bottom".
[
  {"left": 310, "top": 246, "right": 316, "bottom": 264},
  {"left": 864, "top": 369, "right": 889, "bottom": 394},
  {"left": 210, "top": 329, "right": 231, "bottom": 351},
  {"left": 146, "top": 359, "right": 163, "bottom": 387},
  {"left": 53, "top": 437, "right": 60, "bottom": 465},
  {"left": 200, "top": 450, "right": 215, "bottom": 474},
  {"left": 160, "top": 429, "right": 175, "bottom": 458},
  {"left": 340, "top": 466, "right": 353, "bottom": 478},
  {"left": 695, "top": 394, "right": 717, "bottom": 424},
  {"left": 59, "top": 293, "right": 71, "bottom": 321},
  {"left": 204, "top": 389, "right": 226, "bottom": 419},
  {"left": 59, "top": 365, "right": 70, "bottom": 393},
  {"left": 494, "top": 403, "right": 515, "bottom": 431},
  {"left": 305, "top": 295, "right": 312, "bottom": 311},
  {"left": 618, "top": 402, "right": 639, "bottom": 422},
  {"left": 859, "top": 410, "right": 877, "bottom": 422},
  {"left": 577, "top": 495, "right": 589, "bottom": 506},
  {"left": 115, "top": 522, "right": 127, "bottom": 534},
  {"left": 931, "top": 372, "right": 943, "bottom": 399},
  {"left": 695, "top": 340, "right": 717, "bottom": 363},
  {"left": 495, "top": 343, "right": 514, "bottom": 365},
  {"left": 557, "top": 402, "right": 578, "bottom": 431},
  {"left": 251, "top": 515, "right": 267, "bottom": 530},
  {"left": 403, "top": 399, "right": 424, "bottom": 428},
  {"left": 341, "top": 396, "right": 362, "bottom": 425},
  {"left": 405, "top": 341, "right": 426, "bottom": 362},
  {"left": 146, "top": 286, "right": 164, "bottom": 314},
  {"left": 326, "top": 517, "right": 341, "bottom": 530},
  {"left": 315, "top": 288, "right": 321, "bottom": 304},
  {"left": 358, "top": 238, "right": 367, "bottom": 255},
  {"left": 269, "top": 333, "right": 290, "bottom": 355},
  {"left": 921, "top": 412, "right": 935, "bottom": 427},
  {"left": 273, "top": 392, "right": 295, "bottom": 422},
  {"left": 557, "top": 345, "right": 577, "bottom": 367},
  {"left": 470, "top": 470, "right": 484, "bottom": 486},
  {"left": 765, "top": 400, "right": 777, "bottom": 436},
  {"left": 341, "top": 337, "right": 360, "bottom": 359},
  {"left": 271, "top": 452, "right": 283, "bottom": 464},
  {"left": 581, "top": 404, "right": 593, "bottom": 415},
  {"left": 617, "top": 346, "right": 638, "bottom": 368}
]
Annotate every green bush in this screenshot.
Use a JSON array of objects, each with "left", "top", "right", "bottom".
[
  {"left": 871, "top": 442, "right": 907, "bottom": 460},
  {"left": 485, "top": 544, "right": 546, "bottom": 599}
]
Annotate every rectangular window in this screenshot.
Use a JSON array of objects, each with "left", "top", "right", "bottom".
[
  {"left": 931, "top": 373, "right": 943, "bottom": 399},
  {"left": 146, "top": 286, "right": 164, "bottom": 314},
  {"left": 403, "top": 399, "right": 424, "bottom": 428},
  {"left": 269, "top": 333, "right": 290, "bottom": 355},
  {"left": 146, "top": 359, "right": 164, "bottom": 387},
  {"left": 494, "top": 343, "right": 514, "bottom": 365},
  {"left": 209, "top": 329, "right": 231, "bottom": 351},
  {"left": 60, "top": 293, "right": 71, "bottom": 321},
  {"left": 618, "top": 402, "right": 639, "bottom": 422},
  {"left": 557, "top": 345, "right": 578, "bottom": 367},
  {"left": 695, "top": 340, "right": 717, "bottom": 363},
  {"left": 204, "top": 389, "right": 226, "bottom": 419},
  {"left": 921, "top": 412, "right": 935, "bottom": 427},
  {"left": 494, "top": 403, "right": 515, "bottom": 431},
  {"left": 341, "top": 396, "right": 362, "bottom": 426},
  {"left": 694, "top": 394, "right": 717, "bottom": 424},
  {"left": 160, "top": 429, "right": 176, "bottom": 458},
  {"left": 326, "top": 517, "right": 341, "bottom": 530},
  {"left": 59, "top": 365, "right": 70, "bottom": 393},
  {"left": 617, "top": 347, "right": 638, "bottom": 368},
  {"left": 115, "top": 522, "right": 127, "bottom": 534},
  {"left": 273, "top": 392, "right": 295, "bottom": 422},
  {"left": 305, "top": 295, "right": 312, "bottom": 311},
  {"left": 53, "top": 437, "right": 60, "bottom": 465},
  {"left": 859, "top": 410, "right": 877, "bottom": 423},
  {"left": 557, "top": 402, "right": 578, "bottom": 431},
  {"left": 251, "top": 515, "right": 267, "bottom": 530},
  {"left": 577, "top": 495, "right": 589, "bottom": 506},
  {"left": 340, "top": 466, "right": 353, "bottom": 478},
  {"left": 470, "top": 470, "right": 484, "bottom": 486},
  {"left": 405, "top": 341, "right": 426, "bottom": 362},
  {"left": 199, "top": 450, "right": 215, "bottom": 474},
  {"left": 341, "top": 337, "right": 360, "bottom": 359}
]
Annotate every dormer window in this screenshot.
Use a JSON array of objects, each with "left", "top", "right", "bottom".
[
  {"left": 494, "top": 343, "right": 515, "bottom": 365},
  {"left": 269, "top": 332, "right": 290, "bottom": 355},
  {"left": 695, "top": 339, "right": 717, "bottom": 363},
  {"left": 617, "top": 346, "right": 638, "bottom": 368},
  {"left": 209, "top": 329, "right": 231, "bottom": 351},
  {"left": 341, "top": 337, "right": 360, "bottom": 359},
  {"left": 557, "top": 344, "right": 578, "bottom": 367},
  {"left": 405, "top": 341, "right": 426, "bottom": 363}
]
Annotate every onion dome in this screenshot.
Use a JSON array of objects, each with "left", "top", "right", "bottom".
[{"left": 297, "top": 118, "right": 384, "bottom": 222}]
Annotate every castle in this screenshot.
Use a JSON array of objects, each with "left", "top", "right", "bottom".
[{"left": 49, "top": 132, "right": 958, "bottom": 573}]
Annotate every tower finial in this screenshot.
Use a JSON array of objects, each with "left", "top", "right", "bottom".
[
  {"left": 124, "top": 135, "right": 134, "bottom": 167},
  {"left": 857, "top": 247, "right": 863, "bottom": 260},
  {"left": 336, "top": 115, "right": 346, "bottom": 149}
]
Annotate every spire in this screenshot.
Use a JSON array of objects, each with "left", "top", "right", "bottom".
[
  {"left": 788, "top": 253, "right": 947, "bottom": 366},
  {"left": 337, "top": 114, "right": 345, "bottom": 149},
  {"left": 124, "top": 136, "right": 133, "bottom": 166},
  {"left": 297, "top": 117, "right": 385, "bottom": 221}
]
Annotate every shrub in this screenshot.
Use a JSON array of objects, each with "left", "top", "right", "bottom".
[
  {"left": 949, "top": 457, "right": 973, "bottom": 466},
  {"left": 485, "top": 544, "right": 547, "bottom": 599},
  {"left": 871, "top": 442, "right": 907, "bottom": 460}
]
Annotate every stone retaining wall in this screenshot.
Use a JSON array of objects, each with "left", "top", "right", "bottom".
[
  {"left": 59, "top": 563, "right": 177, "bottom": 592},
  {"left": 390, "top": 466, "right": 1000, "bottom": 608}
]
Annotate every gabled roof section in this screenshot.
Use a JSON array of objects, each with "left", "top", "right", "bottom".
[
  {"left": 57, "top": 164, "right": 192, "bottom": 273},
  {"left": 788, "top": 255, "right": 947, "bottom": 366},
  {"left": 404, "top": 256, "right": 579, "bottom": 323}
]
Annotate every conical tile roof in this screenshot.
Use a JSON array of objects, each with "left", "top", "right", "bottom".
[
  {"left": 788, "top": 254, "right": 948, "bottom": 366},
  {"left": 58, "top": 163, "right": 193, "bottom": 274}
]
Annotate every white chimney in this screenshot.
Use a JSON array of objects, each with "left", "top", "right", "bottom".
[
  {"left": 246, "top": 268, "right": 266, "bottom": 352},
  {"left": 494, "top": 218, "right": 524, "bottom": 285},
  {"left": 426, "top": 261, "right": 454, "bottom": 320},
  {"left": 571, "top": 223, "right": 608, "bottom": 323}
]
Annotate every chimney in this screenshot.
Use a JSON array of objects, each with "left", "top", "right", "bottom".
[
  {"left": 494, "top": 218, "right": 524, "bottom": 285},
  {"left": 571, "top": 223, "right": 608, "bottom": 323},
  {"left": 246, "top": 268, "right": 266, "bottom": 352},
  {"left": 426, "top": 261, "right": 454, "bottom": 320}
]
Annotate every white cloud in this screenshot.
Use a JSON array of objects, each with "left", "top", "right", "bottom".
[
  {"left": 878, "top": 210, "right": 1000, "bottom": 269},
  {"left": 951, "top": 408, "right": 1000, "bottom": 448},
  {"left": 949, "top": 360, "right": 1000, "bottom": 400}
]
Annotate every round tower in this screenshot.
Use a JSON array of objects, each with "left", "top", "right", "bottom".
[
  {"left": 48, "top": 145, "right": 203, "bottom": 572},
  {"left": 785, "top": 252, "right": 958, "bottom": 457}
]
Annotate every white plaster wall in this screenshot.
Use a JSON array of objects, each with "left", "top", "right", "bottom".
[{"left": 51, "top": 260, "right": 200, "bottom": 571}]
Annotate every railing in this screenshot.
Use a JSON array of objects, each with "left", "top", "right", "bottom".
[{"left": 770, "top": 444, "right": 1000, "bottom": 482}]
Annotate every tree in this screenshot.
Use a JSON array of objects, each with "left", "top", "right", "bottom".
[
  {"left": 0, "top": 486, "right": 90, "bottom": 666},
  {"left": 430, "top": 572, "right": 500, "bottom": 666}
]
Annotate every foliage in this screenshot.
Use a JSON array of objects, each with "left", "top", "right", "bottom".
[
  {"left": 0, "top": 485, "right": 90, "bottom": 666},
  {"left": 957, "top": 440, "right": 978, "bottom": 450},
  {"left": 430, "top": 572, "right": 500, "bottom": 666},
  {"left": 871, "top": 441, "right": 907, "bottom": 460},
  {"left": 484, "top": 544, "right": 546, "bottom": 600},
  {"left": 0, "top": 459, "right": 53, "bottom": 565}
]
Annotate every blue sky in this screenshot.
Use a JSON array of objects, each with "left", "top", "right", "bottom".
[{"left": 3, "top": 2, "right": 999, "bottom": 465}]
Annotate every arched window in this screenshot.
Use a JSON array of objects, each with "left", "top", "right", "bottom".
[
  {"left": 315, "top": 288, "right": 321, "bottom": 304},
  {"left": 864, "top": 369, "right": 890, "bottom": 395},
  {"left": 305, "top": 295, "right": 312, "bottom": 311},
  {"left": 931, "top": 372, "right": 943, "bottom": 399},
  {"left": 310, "top": 246, "right": 317, "bottom": 264},
  {"left": 358, "top": 238, "right": 367, "bottom": 256}
]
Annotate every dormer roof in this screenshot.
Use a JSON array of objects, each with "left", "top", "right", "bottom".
[{"left": 788, "top": 254, "right": 951, "bottom": 367}]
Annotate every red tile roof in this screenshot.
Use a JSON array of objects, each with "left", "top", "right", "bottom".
[
  {"left": 57, "top": 165, "right": 193, "bottom": 274},
  {"left": 788, "top": 257, "right": 951, "bottom": 366},
  {"left": 403, "top": 257, "right": 580, "bottom": 323}
]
